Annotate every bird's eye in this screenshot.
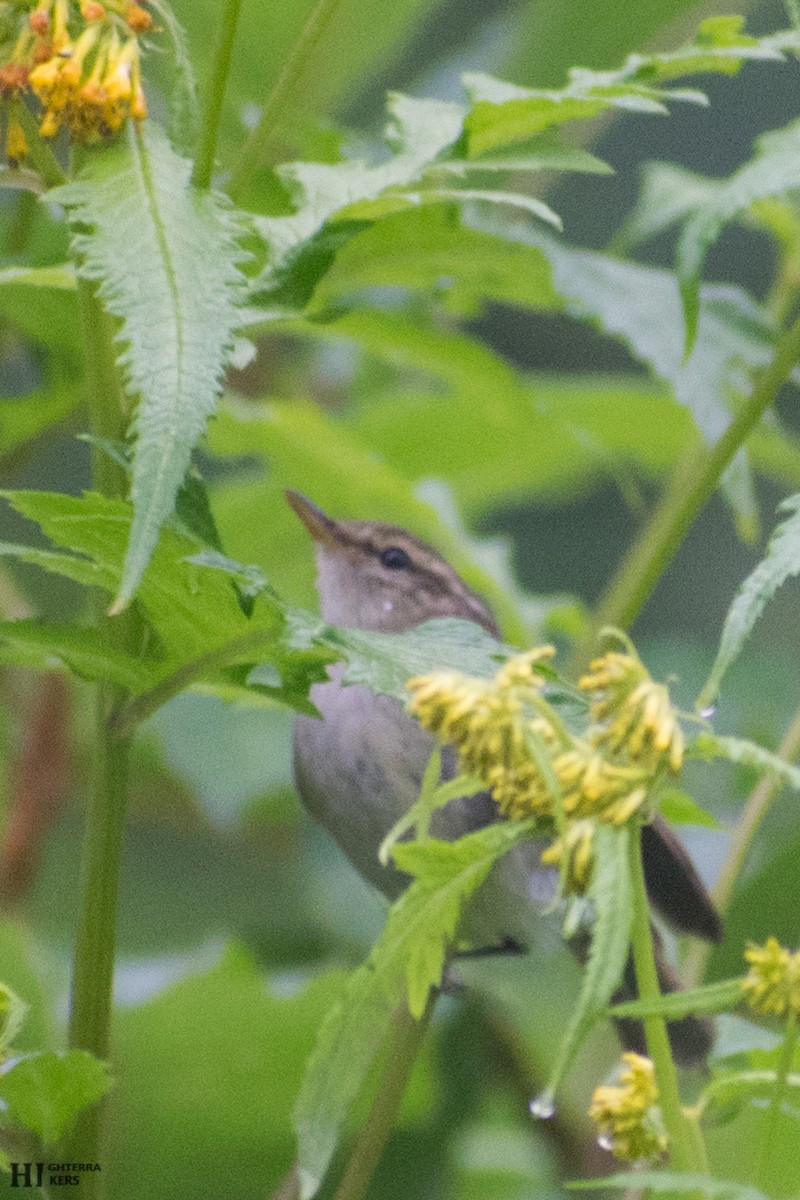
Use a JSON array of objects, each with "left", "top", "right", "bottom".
[{"left": 380, "top": 546, "right": 412, "bottom": 570}]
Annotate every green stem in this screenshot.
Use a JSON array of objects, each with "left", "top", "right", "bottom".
[
  {"left": 9, "top": 99, "right": 66, "bottom": 189},
  {"left": 227, "top": 0, "right": 344, "bottom": 201},
  {"left": 331, "top": 997, "right": 435, "bottom": 1200},
  {"left": 191, "top": 0, "right": 243, "bottom": 189},
  {"left": 628, "top": 827, "right": 706, "bottom": 1173},
  {"left": 757, "top": 1009, "right": 798, "bottom": 1190},
  {"left": 67, "top": 282, "right": 138, "bottom": 1195},
  {"left": 585, "top": 311, "right": 800, "bottom": 647},
  {"left": 683, "top": 702, "right": 800, "bottom": 988}
]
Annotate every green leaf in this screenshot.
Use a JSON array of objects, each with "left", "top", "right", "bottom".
[
  {"left": 294, "top": 820, "right": 532, "bottom": 1199},
  {"left": 114, "top": 943, "right": 341, "bottom": 1200},
  {"left": 657, "top": 788, "right": 723, "bottom": 829},
  {"left": 0, "top": 490, "right": 254, "bottom": 661},
  {"left": 253, "top": 92, "right": 465, "bottom": 279},
  {"left": 462, "top": 20, "right": 790, "bottom": 157},
  {"left": 0, "top": 380, "right": 81, "bottom": 458},
  {"left": 294, "top": 964, "right": 395, "bottom": 1200},
  {"left": 615, "top": 162, "right": 720, "bottom": 251},
  {"left": 678, "top": 118, "right": 800, "bottom": 348},
  {"left": 699, "top": 493, "right": 800, "bottom": 708},
  {"left": 48, "top": 123, "right": 245, "bottom": 612},
  {"left": 536, "top": 823, "right": 633, "bottom": 1110},
  {"left": 148, "top": 0, "right": 198, "bottom": 154},
  {"left": 688, "top": 731, "right": 800, "bottom": 793},
  {"left": 0, "top": 264, "right": 78, "bottom": 350},
  {"left": 569, "top": 1170, "right": 770, "bottom": 1200},
  {"left": 310, "top": 206, "right": 559, "bottom": 313},
  {"left": 0, "top": 1050, "right": 112, "bottom": 1144},
  {"left": 0, "top": 619, "right": 159, "bottom": 692},
  {"left": 608, "top": 977, "right": 743, "bottom": 1020},
  {"left": 388, "top": 822, "right": 535, "bottom": 1018}
]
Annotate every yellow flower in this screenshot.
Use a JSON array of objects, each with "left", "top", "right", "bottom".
[
  {"left": 742, "top": 937, "right": 800, "bottom": 1019},
  {"left": 1, "top": 0, "right": 153, "bottom": 142},
  {"left": 541, "top": 818, "right": 595, "bottom": 894},
  {"left": 553, "top": 741, "right": 649, "bottom": 825},
  {"left": 580, "top": 650, "right": 684, "bottom": 774},
  {"left": 589, "top": 1053, "right": 667, "bottom": 1162},
  {"left": 407, "top": 647, "right": 559, "bottom": 821}
]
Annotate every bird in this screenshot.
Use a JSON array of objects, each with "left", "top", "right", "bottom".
[{"left": 287, "top": 490, "right": 722, "bottom": 1064}]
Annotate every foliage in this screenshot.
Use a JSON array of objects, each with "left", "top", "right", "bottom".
[{"left": 2, "top": 1, "right": 800, "bottom": 1199}]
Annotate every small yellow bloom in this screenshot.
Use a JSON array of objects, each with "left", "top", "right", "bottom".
[
  {"left": 589, "top": 1053, "right": 667, "bottom": 1162},
  {"left": 742, "top": 937, "right": 800, "bottom": 1019},
  {"left": 541, "top": 818, "right": 595, "bottom": 894}
]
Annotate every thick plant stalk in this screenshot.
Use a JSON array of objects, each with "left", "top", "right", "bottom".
[{"left": 66, "top": 281, "right": 138, "bottom": 1193}]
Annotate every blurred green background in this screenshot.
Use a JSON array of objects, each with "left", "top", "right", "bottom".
[{"left": 2, "top": 0, "right": 800, "bottom": 1196}]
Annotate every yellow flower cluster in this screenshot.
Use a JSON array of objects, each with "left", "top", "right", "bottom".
[
  {"left": 407, "top": 647, "right": 558, "bottom": 821},
  {"left": 589, "top": 1053, "right": 667, "bottom": 1162},
  {"left": 742, "top": 937, "right": 800, "bottom": 1019},
  {"left": 0, "top": 0, "right": 153, "bottom": 150},
  {"left": 407, "top": 642, "right": 684, "bottom": 896},
  {"left": 580, "top": 650, "right": 684, "bottom": 774}
]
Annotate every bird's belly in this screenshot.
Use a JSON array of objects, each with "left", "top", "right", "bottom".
[
  {"left": 292, "top": 671, "right": 555, "bottom": 948},
  {"left": 292, "top": 676, "right": 433, "bottom": 897}
]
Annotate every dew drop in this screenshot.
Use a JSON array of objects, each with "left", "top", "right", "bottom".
[
  {"left": 597, "top": 1134, "right": 614, "bottom": 1152},
  {"left": 529, "top": 1093, "right": 555, "bottom": 1120},
  {"left": 383, "top": 600, "right": 394, "bottom": 612},
  {"left": 699, "top": 704, "right": 716, "bottom": 720}
]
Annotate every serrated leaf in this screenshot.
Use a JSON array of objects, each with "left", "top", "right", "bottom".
[
  {"left": 609, "top": 977, "right": 743, "bottom": 1020},
  {"left": 0, "top": 1050, "right": 112, "bottom": 1144},
  {"left": 699, "top": 493, "right": 800, "bottom": 707},
  {"left": 291, "top": 616, "right": 509, "bottom": 702},
  {"left": 678, "top": 118, "right": 800, "bottom": 348},
  {"left": 253, "top": 92, "right": 464, "bottom": 280},
  {"left": 0, "top": 619, "right": 159, "bottom": 692},
  {"left": 569, "top": 1170, "right": 769, "bottom": 1200},
  {"left": 536, "top": 823, "right": 633, "bottom": 1110},
  {"left": 462, "top": 21, "right": 790, "bottom": 157},
  {"left": 688, "top": 731, "right": 800, "bottom": 792},
  {"left": 294, "top": 819, "right": 533, "bottom": 1199},
  {"left": 48, "top": 122, "right": 245, "bottom": 612},
  {"left": 388, "top": 822, "right": 534, "bottom": 1017},
  {"left": 294, "top": 966, "right": 394, "bottom": 1200},
  {"left": 0, "top": 490, "right": 254, "bottom": 661}
]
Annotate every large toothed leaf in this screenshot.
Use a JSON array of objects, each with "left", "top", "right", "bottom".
[
  {"left": 698, "top": 493, "right": 800, "bottom": 707},
  {"left": 48, "top": 123, "right": 245, "bottom": 613}
]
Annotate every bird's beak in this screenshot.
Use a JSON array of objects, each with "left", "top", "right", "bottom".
[{"left": 285, "top": 489, "right": 342, "bottom": 550}]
